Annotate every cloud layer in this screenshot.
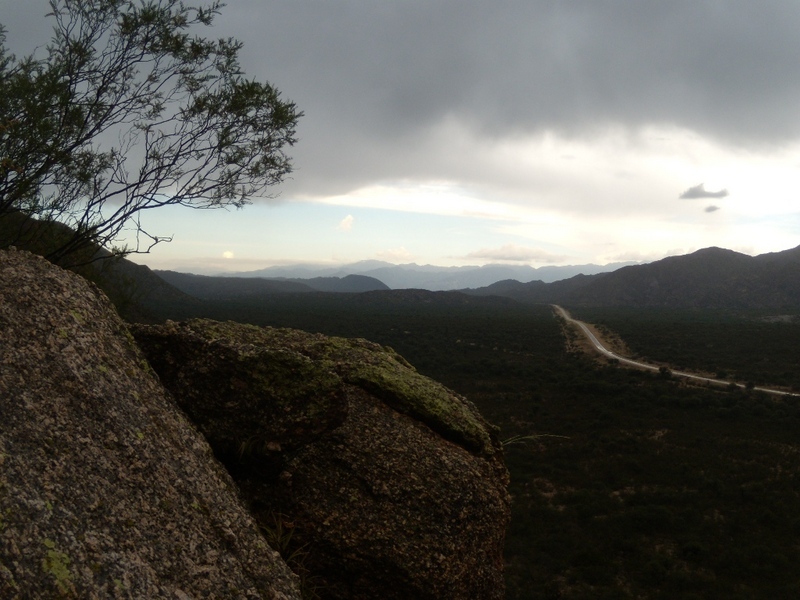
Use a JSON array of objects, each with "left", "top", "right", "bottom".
[
  {"left": 465, "top": 244, "right": 567, "bottom": 263},
  {"left": 208, "top": 1, "right": 800, "bottom": 199},
  {"left": 3, "top": 1, "right": 798, "bottom": 267},
  {"left": 6, "top": 1, "right": 799, "bottom": 201},
  {"left": 337, "top": 215, "right": 355, "bottom": 231}
]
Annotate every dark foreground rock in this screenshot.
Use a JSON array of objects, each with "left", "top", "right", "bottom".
[
  {"left": 132, "top": 319, "right": 511, "bottom": 600},
  {"left": 0, "top": 250, "right": 301, "bottom": 599}
]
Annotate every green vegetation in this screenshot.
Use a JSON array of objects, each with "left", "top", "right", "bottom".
[
  {"left": 150, "top": 292, "right": 800, "bottom": 598},
  {"left": 259, "top": 512, "right": 320, "bottom": 600},
  {"left": 0, "top": 0, "right": 299, "bottom": 266}
]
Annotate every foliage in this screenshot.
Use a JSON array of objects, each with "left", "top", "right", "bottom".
[
  {"left": 259, "top": 512, "right": 320, "bottom": 600},
  {"left": 0, "top": 0, "right": 300, "bottom": 266}
]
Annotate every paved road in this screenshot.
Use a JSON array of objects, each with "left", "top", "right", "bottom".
[{"left": 553, "top": 305, "right": 796, "bottom": 397}]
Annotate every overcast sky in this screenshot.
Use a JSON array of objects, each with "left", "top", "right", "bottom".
[{"left": 3, "top": 1, "right": 800, "bottom": 273}]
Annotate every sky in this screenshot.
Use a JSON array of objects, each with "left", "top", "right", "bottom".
[{"left": 3, "top": 1, "right": 800, "bottom": 274}]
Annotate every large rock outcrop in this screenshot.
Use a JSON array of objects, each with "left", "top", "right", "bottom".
[
  {"left": 0, "top": 249, "right": 301, "bottom": 599},
  {"left": 132, "top": 319, "right": 511, "bottom": 599}
]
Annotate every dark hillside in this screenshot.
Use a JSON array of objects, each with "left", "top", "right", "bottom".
[
  {"left": 271, "top": 273, "right": 390, "bottom": 292},
  {"left": 467, "top": 273, "right": 600, "bottom": 304},
  {"left": 755, "top": 245, "right": 800, "bottom": 265},
  {"left": 156, "top": 270, "right": 314, "bottom": 298},
  {"left": 0, "top": 212, "right": 197, "bottom": 322},
  {"left": 86, "top": 257, "right": 201, "bottom": 322},
  {"left": 157, "top": 271, "right": 389, "bottom": 298},
  {"left": 569, "top": 247, "right": 756, "bottom": 307},
  {"left": 468, "top": 245, "right": 800, "bottom": 309}
]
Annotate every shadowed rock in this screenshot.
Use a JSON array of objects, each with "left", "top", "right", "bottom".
[{"left": 133, "top": 319, "right": 511, "bottom": 600}]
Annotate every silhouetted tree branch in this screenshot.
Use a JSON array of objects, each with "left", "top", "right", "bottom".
[{"left": 0, "top": 0, "right": 301, "bottom": 266}]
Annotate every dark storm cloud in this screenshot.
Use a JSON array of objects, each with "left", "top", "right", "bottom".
[
  {"left": 680, "top": 184, "right": 730, "bottom": 200},
  {"left": 6, "top": 1, "right": 800, "bottom": 197},
  {"left": 213, "top": 0, "right": 800, "bottom": 196},
  {"left": 217, "top": 1, "right": 800, "bottom": 139}
]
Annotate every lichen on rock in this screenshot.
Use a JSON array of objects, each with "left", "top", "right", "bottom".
[
  {"left": 133, "top": 319, "right": 498, "bottom": 458},
  {"left": 130, "top": 319, "right": 350, "bottom": 462},
  {"left": 277, "top": 330, "right": 499, "bottom": 457}
]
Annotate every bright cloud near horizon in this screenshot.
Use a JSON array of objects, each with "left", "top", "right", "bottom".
[{"left": 3, "top": 1, "right": 799, "bottom": 274}]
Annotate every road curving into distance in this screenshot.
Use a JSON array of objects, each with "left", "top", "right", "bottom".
[{"left": 553, "top": 305, "right": 796, "bottom": 397}]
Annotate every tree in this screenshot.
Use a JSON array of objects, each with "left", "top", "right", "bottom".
[{"left": 0, "top": 0, "right": 300, "bottom": 266}]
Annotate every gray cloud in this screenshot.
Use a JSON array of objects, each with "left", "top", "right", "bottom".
[
  {"left": 705, "top": 205, "right": 721, "bottom": 213},
  {"left": 680, "top": 184, "right": 729, "bottom": 200},
  {"left": 465, "top": 244, "right": 567, "bottom": 263},
  {"left": 6, "top": 1, "right": 800, "bottom": 199},
  {"left": 219, "top": 1, "right": 800, "bottom": 197},
  {"left": 225, "top": 1, "right": 800, "bottom": 137}
]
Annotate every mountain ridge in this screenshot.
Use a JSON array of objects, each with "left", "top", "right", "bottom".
[
  {"left": 466, "top": 245, "right": 800, "bottom": 309},
  {"left": 155, "top": 270, "right": 389, "bottom": 298},
  {"left": 223, "top": 260, "right": 637, "bottom": 290}
]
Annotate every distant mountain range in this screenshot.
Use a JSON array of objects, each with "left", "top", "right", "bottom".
[
  {"left": 224, "top": 260, "right": 636, "bottom": 291},
  {"left": 156, "top": 270, "right": 389, "bottom": 298},
  {"left": 466, "top": 246, "right": 800, "bottom": 309},
  {"left": 5, "top": 212, "right": 797, "bottom": 313},
  {"left": 128, "top": 245, "right": 800, "bottom": 313},
  {"left": 151, "top": 245, "right": 800, "bottom": 311}
]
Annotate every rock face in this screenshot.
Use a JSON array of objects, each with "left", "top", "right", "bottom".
[
  {"left": 132, "top": 319, "right": 511, "bottom": 599},
  {"left": 0, "top": 248, "right": 510, "bottom": 599},
  {"left": 0, "top": 250, "right": 301, "bottom": 599}
]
